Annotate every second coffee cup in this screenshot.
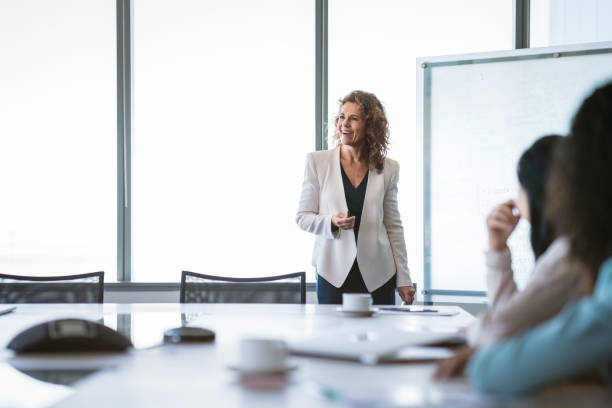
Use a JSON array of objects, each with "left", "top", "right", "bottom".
[{"left": 342, "top": 293, "right": 373, "bottom": 312}]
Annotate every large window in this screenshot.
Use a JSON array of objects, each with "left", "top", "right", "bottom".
[
  {"left": 6, "top": 1, "right": 608, "bottom": 287},
  {"left": 0, "top": 1, "right": 117, "bottom": 279},
  {"left": 328, "top": 0, "right": 513, "bottom": 289},
  {"left": 132, "top": 0, "right": 315, "bottom": 281},
  {"left": 531, "top": 0, "right": 612, "bottom": 47}
]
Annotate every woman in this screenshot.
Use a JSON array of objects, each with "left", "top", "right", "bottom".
[
  {"left": 466, "top": 135, "right": 591, "bottom": 346},
  {"left": 435, "top": 81, "right": 612, "bottom": 395},
  {"left": 296, "top": 90, "right": 414, "bottom": 305}
]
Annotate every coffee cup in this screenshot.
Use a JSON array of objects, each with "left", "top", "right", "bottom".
[
  {"left": 342, "top": 293, "right": 372, "bottom": 312},
  {"left": 237, "top": 338, "right": 288, "bottom": 372}
]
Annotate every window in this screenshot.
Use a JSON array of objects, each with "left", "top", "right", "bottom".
[
  {"left": 0, "top": 0, "right": 116, "bottom": 279},
  {"left": 132, "top": 0, "right": 315, "bottom": 281},
  {"left": 7, "top": 1, "right": 591, "bottom": 288},
  {"left": 328, "top": 0, "right": 513, "bottom": 288},
  {"left": 531, "top": 0, "right": 612, "bottom": 47}
]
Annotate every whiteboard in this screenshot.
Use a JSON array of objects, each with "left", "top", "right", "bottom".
[{"left": 416, "top": 42, "right": 612, "bottom": 298}]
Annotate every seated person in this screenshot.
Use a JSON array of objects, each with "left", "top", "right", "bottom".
[
  {"left": 435, "top": 81, "right": 612, "bottom": 395},
  {"left": 466, "top": 135, "right": 592, "bottom": 347}
]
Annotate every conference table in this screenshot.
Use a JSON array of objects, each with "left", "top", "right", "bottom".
[{"left": 0, "top": 303, "right": 610, "bottom": 408}]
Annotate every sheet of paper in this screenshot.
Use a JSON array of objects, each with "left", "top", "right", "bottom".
[{"left": 378, "top": 307, "right": 459, "bottom": 316}]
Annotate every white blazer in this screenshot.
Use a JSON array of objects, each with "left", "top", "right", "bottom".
[{"left": 296, "top": 147, "right": 412, "bottom": 292}]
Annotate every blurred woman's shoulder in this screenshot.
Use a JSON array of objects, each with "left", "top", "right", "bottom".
[{"left": 541, "top": 236, "right": 595, "bottom": 294}]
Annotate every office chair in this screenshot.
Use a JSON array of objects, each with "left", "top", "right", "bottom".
[
  {"left": 180, "top": 271, "right": 306, "bottom": 304},
  {"left": 0, "top": 271, "right": 105, "bottom": 303}
]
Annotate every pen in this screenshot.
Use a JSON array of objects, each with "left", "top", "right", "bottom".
[{"left": 0, "top": 306, "right": 16, "bottom": 316}]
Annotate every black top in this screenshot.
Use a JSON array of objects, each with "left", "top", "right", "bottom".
[{"left": 340, "top": 164, "right": 369, "bottom": 241}]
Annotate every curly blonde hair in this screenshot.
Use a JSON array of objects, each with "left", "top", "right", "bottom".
[{"left": 333, "top": 90, "right": 389, "bottom": 172}]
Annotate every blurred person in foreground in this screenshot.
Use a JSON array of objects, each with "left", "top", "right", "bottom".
[
  {"left": 465, "top": 135, "right": 591, "bottom": 347},
  {"left": 435, "top": 81, "right": 612, "bottom": 396}
]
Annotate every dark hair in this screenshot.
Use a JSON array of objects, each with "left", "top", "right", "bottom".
[
  {"left": 547, "top": 81, "right": 612, "bottom": 278},
  {"left": 333, "top": 90, "right": 389, "bottom": 172},
  {"left": 517, "top": 135, "right": 563, "bottom": 259}
]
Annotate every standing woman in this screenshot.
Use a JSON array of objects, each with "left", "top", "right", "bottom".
[{"left": 296, "top": 90, "right": 415, "bottom": 305}]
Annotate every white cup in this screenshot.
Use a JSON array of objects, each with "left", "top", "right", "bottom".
[
  {"left": 342, "top": 293, "right": 373, "bottom": 312},
  {"left": 238, "top": 338, "right": 288, "bottom": 372}
]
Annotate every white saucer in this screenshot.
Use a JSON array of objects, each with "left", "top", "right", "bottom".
[
  {"left": 336, "top": 307, "right": 378, "bottom": 317},
  {"left": 227, "top": 362, "right": 297, "bottom": 375}
]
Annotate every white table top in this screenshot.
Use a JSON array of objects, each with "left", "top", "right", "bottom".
[{"left": 1, "top": 304, "right": 610, "bottom": 408}]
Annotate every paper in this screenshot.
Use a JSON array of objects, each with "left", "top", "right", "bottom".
[
  {"left": 378, "top": 307, "right": 459, "bottom": 316},
  {"left": 288, "top": 327, "right": 458, "bottom": 363}
]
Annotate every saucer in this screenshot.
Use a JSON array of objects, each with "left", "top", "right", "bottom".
[
  {"left": 336, "top": 307, "right": 378, "bottom": 317},
  {"left": 232, "top": 365, "right": 295, "bottom": 390},
  {"left": 227, "top": 362, "right": 297, "bottom": 375}
]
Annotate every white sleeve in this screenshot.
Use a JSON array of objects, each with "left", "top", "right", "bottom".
[
  {"left": 468, "top": 238, "right": 589, "bottom": 346},
  {"left": 383, "top": 163, "right": 412, "bottom": 287},
  {"left": 466, "top": 248, "right": 517, "bottom": 344},
  {"left": 295, "top": 153, "right": 337, "bottom": 240}
]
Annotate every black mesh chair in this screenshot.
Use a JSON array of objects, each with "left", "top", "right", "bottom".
[
  {"left": 0, "top": 272, "right": 104, "bottom": 303},
  {"left": 180, "top": 271, "right": 306, "bottom": 304}
]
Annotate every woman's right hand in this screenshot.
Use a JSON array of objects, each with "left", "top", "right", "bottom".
[
  {"left": 332, "top": 213, "right": 356, "bottom": 230},
  {"left": 486, "top": 200, "right": 520, "bottom": 251}
]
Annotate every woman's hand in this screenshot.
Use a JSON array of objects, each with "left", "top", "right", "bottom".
[
  {"left": 331, "top": 213, "right": 355, "bottom": 230},
  {"left": 397, "top": 286, "right": 415, "bottom": 304},
  {"left": 433, "top": 347, "right": 477, "bottom": 380},
  {"left": 486, "top": 200, "right": 520, "bottom": 251}
]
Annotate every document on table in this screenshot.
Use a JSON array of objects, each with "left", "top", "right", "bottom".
[
  {"left": 377, "top": 307, "right": 459, "bottom": 316},
  {"left": 288, "top": 327, "right": 459, "bottom": 364}
]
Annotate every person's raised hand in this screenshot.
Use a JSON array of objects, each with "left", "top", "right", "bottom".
[
  {"left": 486, "top": 200, "right": 520, "bottom": 251},
  {"left": 433, "top": 347, "right": 477, "bottom": 380},
  {"left": 332, "top": 213, "right": 355, "bottom": 230}
]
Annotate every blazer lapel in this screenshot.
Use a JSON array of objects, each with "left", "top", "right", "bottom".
[
  {"left": 329, "top": 146, "right": 349, "bottom": 214},
  {"left": 359, "top": 166, "right": 383, "bottom": 244}
]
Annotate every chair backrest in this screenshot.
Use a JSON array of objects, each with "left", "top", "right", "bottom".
[
  {"left": 180, "top": 271, "right": 306, "bottom": 304},
  {"left": 0, "top": 272, "right": 105, "bottom": 303}
]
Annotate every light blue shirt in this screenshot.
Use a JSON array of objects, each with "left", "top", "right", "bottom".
[{"left": 467, "top": 257, "right": 612, "bottom": 395}]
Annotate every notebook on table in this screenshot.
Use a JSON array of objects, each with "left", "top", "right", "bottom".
[{"left": 288, "top": 327, "right": 460, "bottom": 364}]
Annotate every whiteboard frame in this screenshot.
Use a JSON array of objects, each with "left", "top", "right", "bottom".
[{"left": 416, "top": 41, "right": 612, "bottom": 303}]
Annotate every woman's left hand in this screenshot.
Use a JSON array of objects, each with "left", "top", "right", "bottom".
[{"left": 397, "top": 286, "right": 415, "bottom": 304}]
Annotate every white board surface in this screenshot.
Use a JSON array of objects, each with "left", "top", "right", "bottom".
[{"left": 419, "top": 43, "right": 612, "bottom": 292}]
